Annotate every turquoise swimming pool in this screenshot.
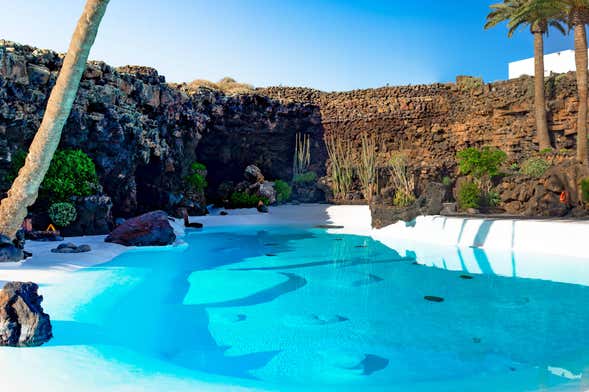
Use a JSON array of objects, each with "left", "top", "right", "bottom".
[{"left": 3, "top": 226, "right": 589, "bottom": 391}]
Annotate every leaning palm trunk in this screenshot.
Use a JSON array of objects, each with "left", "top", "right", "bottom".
[
  {"left": 574, "top": 21, "right": 589, "bottom": 165},
  {"left": 0, "top": 0, "right": 110, "bottom": 238},
  {"left": 533, "top": 30, "right": 551, "bottom": 151}
]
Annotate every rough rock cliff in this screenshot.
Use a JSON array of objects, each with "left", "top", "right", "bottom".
[{"left": 0, "top": 40, "right": 585, "bottom": 223}]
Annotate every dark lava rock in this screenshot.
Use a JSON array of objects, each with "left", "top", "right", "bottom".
[
  {"left": 257, "top": 204, "right": 269, "bottom": 213},
  {"left": 105, "top": 210, "right": 176, "bottom": 246},
  {"left": 424, "top": 295, "right": 445, "bottom": 303},
  {"left": 315, "top": 224, "right": 344, "bottom": 229},
  {"left": 25, "top": 231, "right": 64, "bottom": 242},
  {"left": 50, "top": 242, "right": 91, "bottom": 253},
  {"left": 63, "top": 195, "right": 113, "bottom": 236},
  {"left": 0, "top": 282, "right": 52, "bottom": 347},
  {"left": 219, "top": 211, "right": 229, "bottom": 216},
  {"left": 244, "top": 165, "right": 265, "bottom": 184},
  {"left": 0, "top": 235, "right": 24, "bottom": 262},
  {"left": 370, "top": 182, "right": 446, "bottom": 228}
]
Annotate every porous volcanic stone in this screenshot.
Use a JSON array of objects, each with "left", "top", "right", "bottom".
[
  {"left": 0, "top": 282, "right": 52, "bottom": 347},
  {"left": 105, "top": 210, "right": 176, "bottom": 246}
]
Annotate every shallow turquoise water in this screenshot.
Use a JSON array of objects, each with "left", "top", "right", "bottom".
[{"left": 19, "top": 226, "right": 589, "bottom": 390}]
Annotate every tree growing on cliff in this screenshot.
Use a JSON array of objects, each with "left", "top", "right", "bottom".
[
  {"left": 557, "top": 0, "right": 589, "bottom": 165},
  {"left": 485, "top": 0, "right": 566, "bottom": 152},
  {"left": 0, "top": 0, "right": 110, "bottom": 239}
]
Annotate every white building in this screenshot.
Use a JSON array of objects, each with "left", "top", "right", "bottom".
[{"left": 508, "top": 49, "right": 579, "bottom": 79}]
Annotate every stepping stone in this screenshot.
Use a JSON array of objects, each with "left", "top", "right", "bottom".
[{"left": 460, "top": 275, "right": 474, "bottom": 280}]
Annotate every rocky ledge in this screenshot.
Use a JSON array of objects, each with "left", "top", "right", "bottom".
[
  {"left": 105, "top": 210, "right": 176, "bottom": 246},
  {"left": 0, "top": 282, "right": 52, "bottom": 347}
]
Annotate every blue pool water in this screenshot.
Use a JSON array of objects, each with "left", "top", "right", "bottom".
[{"left": 5, "top": 226, "right": 589, "bottom": 391}]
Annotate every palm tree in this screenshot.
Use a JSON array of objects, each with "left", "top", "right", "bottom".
[
  {"left": 485, "top": 0, "right": 566, "bottom": 151},
  {"left": 558, "top": 0, "right": 589, "bottom": 164},
  {"left": 0, "top": 0, "right": 110, "bottom": 239}
]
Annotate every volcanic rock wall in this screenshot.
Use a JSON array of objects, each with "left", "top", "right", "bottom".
[
  {"left": 260, "top": 74, "right": 580, "bottom": 191},
  {"left": 0, "top": 41, "right": 316, "bottom": 218},
  {"left": 0, "top": 39, "right": 584, "bottom": 220}
]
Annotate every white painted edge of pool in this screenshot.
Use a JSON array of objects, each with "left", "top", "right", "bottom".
[{"left": 3, "top": 203, "right": 587, "bottom": 289}]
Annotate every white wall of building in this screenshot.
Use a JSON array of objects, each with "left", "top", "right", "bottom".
[{"left": 508, "top": 49, "right": 578, "bottom": 79}]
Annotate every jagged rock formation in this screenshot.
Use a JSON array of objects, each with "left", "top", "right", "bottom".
[
  {"left": 0, "top": 40, "right": 318, "bottom": 221},
  {"left": 0, "top": 40, "right": 586, "bottom": 222},
  {"left": 259, "top": 75, "right": 579, "bottom": 190},
  {"left": 0, "top": 281, "right": 52, "bottom": 347}
]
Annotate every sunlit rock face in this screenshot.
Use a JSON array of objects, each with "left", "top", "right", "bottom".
[{"left": 0, "top": 40, "right": 586, "bottom": 219}]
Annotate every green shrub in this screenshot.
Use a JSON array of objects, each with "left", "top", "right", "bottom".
[
  {"left": 485, "top": 190, "right": 501, "bottom": 208},
  {"left": 509, "top": 163, "right": 519, "bottom": 171},
  {"left": 393, "top": 190, "right": 415, "bottom": 207},
  {"left": 520, "top": 157, "right": 551, "bottom": 178},
  {"left": 5, "top": 149, "right": 27, "bottom": 184},
  {"left": 293, "top": 171, "right": 317, "bottom": 184},
  {"left": 185, "top": 162, "right": 207, "bottom": 192},
  {"left": 457, "top": 147, "right": 507, "bottom": 179},
  {"left": 457, "top": 181, "right": 481, "bottom": 210},
  {"left": 457, "top": 76, "right": 484, "bottom": 91},
  {"left": 274, "top": 180, "right": 292, "bottom": 204},
  {"left": 582, "top": 178, "right": 589, "bottom": 204},
  {"left": 540, "top": 148, "right": 553, "bottom": 155},
  {"left": 442, "top": 176, "right": 452, "bottom": 187},
  {"left": 228, "top": 192, "right": 269, "bottom": 209},
  {"left": 48, "top": 202, "right": 77, "bottom": 227},
  {"left": 40, "top": 149, "right": 99, "bottom": 203}
]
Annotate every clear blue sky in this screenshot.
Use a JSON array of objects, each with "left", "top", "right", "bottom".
[{"left": 0, "top": 0, "right": 575, "bottom": 91}]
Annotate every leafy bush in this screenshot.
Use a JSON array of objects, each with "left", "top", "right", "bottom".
[
  {"left": 442, "top": 176, "right": 452, "bottom": 187},
  {"left": 393, "top": 190, "right": 415, "bottom": 207},
  {"left": 228, "top": 192, "right": 269, "bottom": 209},
  {"left": 520, "top": 157, "right": 550, "bottom": 178},
  {"left": 293, "top": 171, "right": 317, "bottom": 184},
  {"left": 582, "top": 178, "right": 589, "bottom": 204},
  {"left": 456, "top": 76, "right": 484, "bottom": 91},
  {"left": 186, "top": 77, "right": 254, "bottom": 95},
  {"left": 274, "top": 180, "right": 292, "bottom": 204},
  {"left": 40, "top": 150, "right": 99, "bottom": 203},
  {"left": 48, "top": 202, "right": 77, "bottom": 227},
  {"left": 185, "top": 162, "right": 207, "bottom": 192},
  {"left": 5, "top": 149, "right": 27, "bottom": 184},
  {"left": 457, "top": 147, "right": 507, "bottom": 179},
  {"left": 457, "top": 181, "right": 481, "bottom": 210},
  {"left": 485, "top": 190, "right": 501, "bottom": 208}
]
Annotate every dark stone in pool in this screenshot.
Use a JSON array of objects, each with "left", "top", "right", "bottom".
[
  {"left": 333, "top": 238, "right": 343, "bottom": 241},
  {"left": 0, "top": 282, "right": 52, "bottom": 347},
  {"left": 315, "top": 224, "right": 344, "bottom": 229},
  {"left": 266, "top": 253, "right": 277, "bottom": 257},
  {"left": 460, "top": 275, "right": 474, "bottom": 280},
  {"left": 424, "top": 295, "right": 444, "bottom": 302},
  {"left": 355, "top": 245, "right": 368, "bottom": 248},
  {"left": 220, "top": 211, "right": 228, "bottom": 216},
  {"left": 472, "top": 337, "right": 482, "bottom": 343}
]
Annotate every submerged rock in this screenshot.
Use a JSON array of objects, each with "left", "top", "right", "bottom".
[
  {"left": 0, "top": 282, "right": 52, "bottom": 347},
  {"left": 105, "top": 210, "right": 176, "bottom": 246}
]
